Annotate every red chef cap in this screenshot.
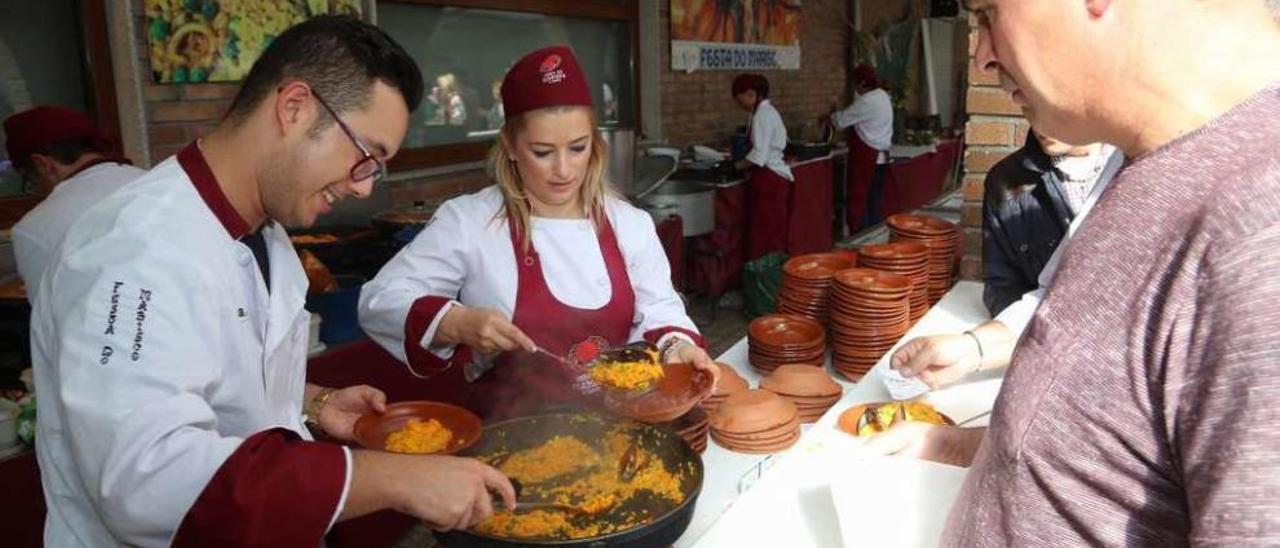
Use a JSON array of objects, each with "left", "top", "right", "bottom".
[
  {"left": 4, "top": 106, "right": 110, "bottom": 165},
  {"left": 852, "top": 64, "right": 881, "bottom": 89},
  {"left": 500, "top": 46, "right": 594, "bottom": 119},
  {"left": 731, "top": 74, "right": 769, "bottom": 98}
]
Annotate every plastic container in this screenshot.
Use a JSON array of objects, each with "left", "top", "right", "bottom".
[{"left": 305, "top": 275, "right": 366, "bottom": 345}]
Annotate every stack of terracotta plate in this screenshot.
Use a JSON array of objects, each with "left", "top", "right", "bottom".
[
  {"left": 886, "top": 214, "right": 959, "bottom": 303},
  {"left": 667, "top": 406, "right": 710, "bottom": 453},
  {"left": 708, "top": 389, "right": 801, "bottom": 454},
  {"left": 776, "top": 252, "right": 857, "bottom": 323},
  {"left": 748, "top": 314, "right": 827, "bottom": 375},
  {"left": 828, "top": 268, "right": 913, "bottom": 381},
  {"left": 857, "top": 242, "right": 930, "bottom": 323},
  {"left": 759, "top": 364, "right": 843, "bottom": 423},
  {"left": 701, "top": 362, "right": 750, "bottom": 415}
]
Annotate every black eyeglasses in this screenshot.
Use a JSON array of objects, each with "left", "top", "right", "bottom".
[{"left": 311, "top": 89, "right": 386, "bottom": 183}]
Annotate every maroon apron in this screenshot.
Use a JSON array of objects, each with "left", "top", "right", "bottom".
[
  {"left": 743, "top": 103, "right": 792, "bottom": 261},
  {"left": 746, "top": 166, "right": 792, "bottom": 260},
  {"left": 464, "top": 216, "right": 637, "bottom": 420},
  {"left": 845, "top": 129, "right": 880, "bottom": 231}
]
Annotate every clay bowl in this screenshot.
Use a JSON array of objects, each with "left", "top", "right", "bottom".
[
  {"left": 749, "top": 343, "right": 826, "bottom": 359},
  {"left": 886, "top": 214, "right": 957, "bottom": 236},
  {"left": 829, "top": 315, "right": 911, "bottom": 333},
  {"left": 829, "top": 316, "right": 911, "bottom": 334},
  {"left": 830, "top": 248, "right": 859, "bottom": 265},
  {"left": 713, "top": 363, "right": 750, "bottom": 396},
  {"left": 836, "top": 401, "right": 956, "bottom": 437},
  {"left": 708, "top": 389, "right": 799, "bottom": 434},
  {"left": 832, "top": 268, "right": 913, "bottom": 295},
  {"left": 670, "top": 406, "right": 709, "bottom": 433},
  {"left": 712, "top": 427, "right": 801, "bottom": 454},
  {"left": 749, "top": 338, "right": 826, "bottom": 353},
  {"left": 749, "top": 314, "right": 827, "bottom": 348},
  {"left": 713, "top": 424, "right": 800, "bottom": 445},
  {"left": 749, "top": 355, "right": 825, "bottom": 373},
  {"left": 859, "top": 241, "right": 930, "bottom": 260},
  {"left": 760, "top": 364, "right": 842, "bottom": 398},
  {"left": 829, "top": 297, "right": 912, "bottom": 317},
  {"left": 781, "top": 273, "right": 835, "bottom": 289},
  {"left": 783, "top": 252, "right": 856, "bottom": 281},
  {"left": 830, "top": 338, "right": 906, "bottom": 354},
  {"left": 713, "top": 417, "right": 799, "bottom": 443},
  {"left": 749, "top": 350, "right": 826, "bottom": 368},
  {"left": 602, "top": 362, "right": 714, "bottom": 423},
  {"left": 353, "top": 401, "right": 483, "bottom": 454},
  {"left": 749, "top": 342, "right": 827, "bottom": 359}
]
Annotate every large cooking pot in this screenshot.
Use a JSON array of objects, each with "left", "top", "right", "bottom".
[
  {"left": 435, "top": 412, "right": 704, "bottom": 548},
  {"left": 600, "top": 126, "right": 636, "bottom": 196},
  {"left": 640, "top": 180, "right": 716, "bottom": 237}
]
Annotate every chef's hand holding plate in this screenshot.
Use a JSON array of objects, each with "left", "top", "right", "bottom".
[
  {"left": 438, "top": 305, "right": 537, "bottom": 358},
  {"left": 317, "top": 385, "right": 388, "bottom": 442},
  {"left": 665, "top": 340, "right": 720, "bottom": 392},
  {"left": 856, "top": 422, "right": 985, "bottom": 468}
]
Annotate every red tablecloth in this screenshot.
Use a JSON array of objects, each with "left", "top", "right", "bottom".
[
  {"left": 746, "top": 167, "right": 792, "bottom": 260},
  {"left": 882, "top": 139, "right": 961, "bottom": 217},
  {"left": 689, "top": 183, "right": 748, "bottom": 297},
  {"left": 788, "top": 158, "right": 835, "bottom": 255}
]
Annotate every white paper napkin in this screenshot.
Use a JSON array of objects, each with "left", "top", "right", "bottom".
[{"left": 881, "top": 368, "right": 931, "bottom": 400}]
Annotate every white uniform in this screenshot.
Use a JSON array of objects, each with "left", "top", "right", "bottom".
[
  {"left": 746, "top": 99, "right": 794, "bottom": 181},
  {"left": 12, "top": 161, "right": 145, "bottom": 298},
  {"left": 359, "top": 185, "right": 697, "bottom": 363},
  {"left": 31, "top": 150, "right": 349, "bottom": 546},
  {"left": 832, "top": 88, "right": 894, "bottom": 164}
]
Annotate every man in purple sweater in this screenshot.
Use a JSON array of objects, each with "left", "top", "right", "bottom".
[{"left": 872, "top": 0, "right": 1280, "bottom": 544}]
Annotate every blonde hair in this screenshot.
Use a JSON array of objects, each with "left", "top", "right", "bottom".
[
  {"left": 487, "top": 106, "right": 614, "bottom": 250},
  {"left": 436, "top": 73, "right": 459, "bottom": 94}
]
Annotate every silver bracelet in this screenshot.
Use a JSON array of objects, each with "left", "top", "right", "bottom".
[
  {"left": 963, "top": 330, "right": 985, "bottom": 372},
  {"left": 660, "top": 339, "right": 690, "bottom": 362}
]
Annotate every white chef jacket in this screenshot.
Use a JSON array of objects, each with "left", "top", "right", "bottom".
[
  {"left": 746, "top": 99, "right": 794, "bottom": 181},
  {"left": 831, "top": 88, "right": 893, "bottom": 164},
  {"left": 995, "top": 147, "right": 1125, "bottom": 336},
  {"left": 30, "top": 150, "right": 350, "bottom": 547},
  {"left": 12, "top": 161, "right": 145, "bottom": 299},
  {"left": 359, "top": 185, "right": 699, "bottom": 363}
]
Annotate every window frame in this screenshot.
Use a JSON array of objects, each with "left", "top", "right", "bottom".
[
  {"left": 379, "top": 0, "right": 640, "bottom": 172},
  {"left": 0, "top": 0, "right": 121, "bottom": 228}
]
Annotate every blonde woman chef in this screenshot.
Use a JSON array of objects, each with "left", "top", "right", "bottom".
[{"left": 360, "top": 46, "right": 718, "bottom": 420}]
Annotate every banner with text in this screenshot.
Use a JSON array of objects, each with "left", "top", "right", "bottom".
[{"left": 670, "top": 1, "right": 802, "bottom": 72}]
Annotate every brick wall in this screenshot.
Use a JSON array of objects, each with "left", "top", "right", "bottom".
[
  {"left": 959, "top": 13, "right": 1026, "bottom": 280},
  {"left": 658, "top": 0, "right": 851, "bottom": 146},
  {"left": 131, "top": 2, "right": 857, "bottom": 210}
]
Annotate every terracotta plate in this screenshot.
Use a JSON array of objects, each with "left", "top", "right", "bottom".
[
  {"left": 602, "top": 362, "right": 714, "bottom": 423},
  {"left": 353, "top": 401, "right": 483, "bottom": 454},
  {"left": 748, "top": 314, "right": 827, "bottom": 346}
]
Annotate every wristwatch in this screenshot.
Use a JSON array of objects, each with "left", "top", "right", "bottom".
[{"left": 305, "top": 387, "right": 337, "bottom": 428}]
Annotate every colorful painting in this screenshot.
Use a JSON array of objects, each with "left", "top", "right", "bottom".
[
  {"left": 672, "top": 0, "right": 802, "bottom": 46},
  {"left": 670, "top": 1, "right": 802, "bottom": 71},
  {"left": 145, "top": 0, "right": 363, "bottom": 84}
]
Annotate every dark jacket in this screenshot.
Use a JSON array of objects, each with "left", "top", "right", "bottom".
[{"left": 981, "top": 137, "right": 1074, "bottom": 316}]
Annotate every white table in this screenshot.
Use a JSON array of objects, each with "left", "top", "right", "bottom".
[{"left": 674, "top": 281, "right": 1002, "bottom": 547}]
